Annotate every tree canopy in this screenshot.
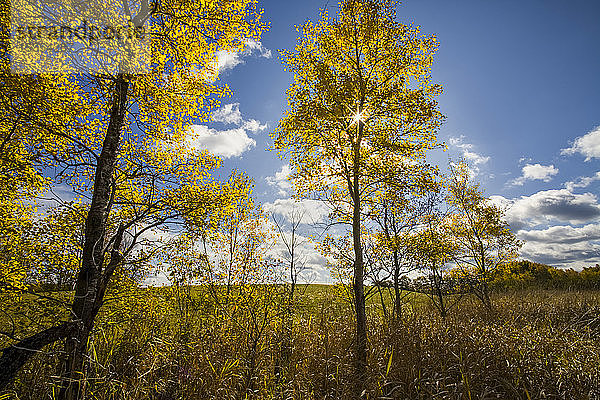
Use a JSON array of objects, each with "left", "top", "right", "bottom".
[
  {"left": 273, "top": 0, "right": 444, "bottom": 395},
  {"left": 0, "top": 0, "right": 267, "bottom": 395}
]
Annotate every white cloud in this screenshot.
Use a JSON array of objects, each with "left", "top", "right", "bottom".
[
  {"left": 519, "top": 223, "right": 600, "bottom": 244},
  {"left": 521, "top": 164, "right": 559, "bottom": 181},
  {"left": 519, "top": 239, "right": 600, "bottom": 269},
  {"left": 564, "top": 171, "right": 600, "bottom": 192},
  {"left": 462, "top": 150, "right": 490, "bottom": 166},
  {"left": 260, "top": 202, "right": 332, "bottom": 283},
  {"left": 188, "top": 103, "right": 265, "bottom": 158},
  {"left": 489, "top": 195, "right": 513, "bottom": 210},
  {"left": 491, "top": 193, "right": 600, "bottom": 268},
  {"left": 263, "top": 198, "right": 330, "bottom": 224},
  {"left": 494, "top": 189, "right": 600, "bottom": 230},
  {"left": 266, "top": 165, "right": 293, "bottom": 196},
  {"left": 510, "top": 163, "right": 559, "bottom": 186},
  {"left": 212, "top": 103, "right": 243, "bottom": 125},
  {"left": 214, "top": 39, "right": 272, "bottom": 75},
  {"left": 215, "top": 50, "right": 244, "bottom": 72},
  {"left": 517, "top": 224, "right": 600, "bottom": 268},
  {"left": 211, "top": 103, "right": 267, "bottom": 132},
  {"left": 242, "top": 119, "right": 268, "bottom": 133},
  {"left": 561, "top": 126, "right": 600, "bottom": 161},
  {"left": 518, "top": 157, "right": 531, "bottom": 165},
  {"left": 244, "top": 39, "right": 272, "bottom": 59},
  {"left": 187, "top": 125, "right": 255, "bottom": 158},
  {"left": 448, "top": 135, "right": 489, "bottom": 176}
]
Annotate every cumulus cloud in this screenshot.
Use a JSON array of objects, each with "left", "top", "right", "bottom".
[
  {"left": 211, "top": 103, "right": 243, "bottom": 125},
  {"left": 521, "top": 164, "right": 559, "bottom": 181},
  {"left": 517, "top": 224, "right": 600, "bottom": 268},
  {"left": 266, "top": 165, "right": 293, "bottom": 196},
  {"left": 263, "top": 198, "right": 330, "bottom": 224},
  {"left": 463, "top": 149, "right": 490, "bottom": 166},
  {"left": 488, "top": 197, "right": 600, "bottom": 269},
  {"left": 519, "top": 223, "right": 600, "bottom": 244},
  {"left": 494, "top": 189, "right": 600, "bottom": 231},
  {"left": 186, "top": 103, "right": 266, "bottom": 158},
  {"left": 561, "top": 126, "right": 600, "bottom": 161},
  {"left": 564, "top": 171, "right": 600, "bottom": 192},
  {"left": 244, "top": 39, "right": 272, "bottom": 58},
  {"left": 448, "top": 135, "right": 489, "bottom": 176},
  {"left": 212, "top": 103, "right": 268, "bottom": 132},
  {"left": 510, "top": 163, "right": 559, "bottom": 186},
  {"left": 489, "top": 195, "right": 513, "bottom": 211},
  {"left": 259, "top": 201, "right": 332, "bottom": 283},
  {"left": 187, "top": 125, "right": 255, "bottom": 158},
  {"left": 491, "top": 191, "right": 600, "bottom": 268},
  {"left": 215, "top": 50, "right": 243, "bottom": 72},
  {"left": 214, "top": 39, "right": 272, "bottom": 74},
  {"left": 262, "top": 199, "right": 332, "bottom": 283},
  {"left": 519, "top": 239, "right": 600, "bottom": 268},
  {"left": 242, "top": 119, "right": 268, "bottom": 133}
]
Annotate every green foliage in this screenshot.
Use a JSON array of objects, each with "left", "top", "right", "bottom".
[
  {"left": 446, "top": 162, "right": 521, "bottom": 307},
  {"left": 493, "top": 260, "right": 600, "bottom": 291},
  {"left": 273, "top": 0, "right": 443, "bottom": 211},
  {"left": 1, "top": 1, "right": 598, "bottom": 399}
]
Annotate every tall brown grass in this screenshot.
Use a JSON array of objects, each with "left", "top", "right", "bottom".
[{"left": 2, "top": 288, "right": 599, "bottom": 399}]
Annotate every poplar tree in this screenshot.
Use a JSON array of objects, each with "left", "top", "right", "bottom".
[
  {"left": 273, "top": 0, "right": 443, "bottom": 394},
  {"left": 446, "top": 162, "right": 521, "bottom": 309},
  {"left": 0, "top": 0, "right": 266, "bottom": 396}
]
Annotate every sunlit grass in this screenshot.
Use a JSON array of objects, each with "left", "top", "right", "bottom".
[{"left": 3, "top": 287, "right": 600, "bottom": 399}]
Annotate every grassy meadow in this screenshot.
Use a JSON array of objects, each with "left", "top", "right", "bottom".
[{"left": 2, "top": 286, "right": 600, "bottom": 400}]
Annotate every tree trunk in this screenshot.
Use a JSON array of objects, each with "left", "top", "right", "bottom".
[
  {"left": 244, "top": 338, "right": 259, "bottom": 396},
  {"left": 433, "top": 268, "right": 447, "bottom": 319},
  {"left": 0, "top": 75, "right": 129, "bottom": 395},
  {"left": 0, "top": 322, "right": 78, "bottom": 390},
  {"left": 59, "top": 74, "right": 129, "bottom": 400},
  {"left": 481, "top": 280, "right": 492, "bottom": 309},
  {"left": 392, "top": 250, "right": 402, "bottom": 321},
  {"left": 352, "top": 121, "right": 367, "bottom": 398},
  {"left": 479, "top": 246, "right": 492, "bottom": 310},
  {"left": 376, "top": 283, "right": 388, "bottom": 320},
  {"left": 436, "top": 284, "right": 447, "bottom": 319},
  {"left": 289, "top": 250, "right": 296, "bottom": 305}
]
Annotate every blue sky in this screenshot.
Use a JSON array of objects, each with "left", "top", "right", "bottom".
[{"left": 188, "top": 0, "right": 600, "bottom": 280}]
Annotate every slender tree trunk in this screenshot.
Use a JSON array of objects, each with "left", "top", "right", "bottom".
[
  {"left": 436, "top": 285, "right": 447, "bottom": 319},
  {"left": 0, "top": 322, "right": 77, "bottom": 390},
  {"left": 244, "top": 337, "right": 259, "bottom": 396},
  {"left": 433, "top": 268, "right": 447, "bottom": 319},
  {"left": 481, "top": 280, "right": 492, "bottom": 309},
  {"left": 59, "top": 74, "right": 129, "bottom": 400},
  {"left": 376, "top": 284, "right": 388, "bottom": 320},
  {"left": 289, "top": 252, "right": 296, "bottom": 305},
  {"left": 352, "top": 121, "right": 367, "bottom": 398},
  {"left": 479, "top": 245, "right": 493, "bottom": 310},
  {"left": 286, "top": 249, "right": 296, "bottom": 353},
  {"left": 392, "top": 250, "right": 402, "bottom": 321},
  {"left": 275, "top": 248, "right": 296, "bottom": 389},
  {"left": 476, "top": 256, "right": 492, "bottom": 309}
]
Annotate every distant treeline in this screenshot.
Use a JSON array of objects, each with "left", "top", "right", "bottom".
[
  {"left": 491, "top": 260, "right": 600, "bottom": 291},
  {"left": 377, "top": 260, "right": 600, "bottom": 294}
]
